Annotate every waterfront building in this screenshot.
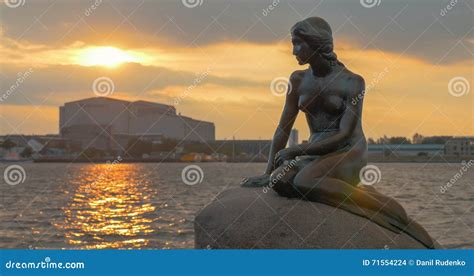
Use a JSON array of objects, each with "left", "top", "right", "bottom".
[
  {"left": 367, "top": 144, "right": 445, "bottom": 157},
  {"left": 444, "top": 137, "right": 474, "bottom": 156},
  {"left": 59, "top": 97, "right": 215, "bottom": 151},
  {"left": 211, "top": 139, "right": 272, "bottom": 157}
]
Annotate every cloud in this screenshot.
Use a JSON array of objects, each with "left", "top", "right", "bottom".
[
  {"left": 1, "top": 0, "right": 472, "bottom": 64},
  {"left": 0, "top": 62, "right": 265, "bottom": 106}
]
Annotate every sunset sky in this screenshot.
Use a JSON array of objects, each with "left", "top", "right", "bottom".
[{"left": 0, "top": 0, "right": 472, "bottom": 140}]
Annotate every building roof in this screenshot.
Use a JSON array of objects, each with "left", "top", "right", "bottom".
[
  {"left": 61, "top": 97, "right": 214, "bottom": 125},
  {"left": 132, "top": 100, "right": 172, "bottom": 108},
  {"left": 63, "top": 97, "right": 174, "bottom": 110},
  {"left": 368, "top": 144, "right": 444, "bottom": 151},
  {"left": 64, "top": 97, "right": 131, "bottom": 106},
  {"left": 179, "top": 115, "right": 215, "bottom": 126}
]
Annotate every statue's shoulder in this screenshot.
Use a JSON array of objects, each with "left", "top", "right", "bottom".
[
  {"left": 289, "top": 69, "right": 307, "bottom": 83},
  {"left": 340, "top": 68, "right": 365, "bottom": 95},
  {"left": 340, "top": 67, "right": 364, "bottom": 83}
]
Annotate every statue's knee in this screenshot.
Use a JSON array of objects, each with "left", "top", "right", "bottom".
[
  {"left": 270, "top": 163, "right": 297, "bottom": 183},
  {"left": 271, "top": 180, "right": 289, "bottom": 197},
  {"left": 293, "top": 171, "right": 314, "bottom": 190},
  {"left": 293, "top": 173, "right": 329, "bottom": 195},
  {"left": 270, "top": 165, "right": 298, "bottom": 198},
  {"left": 269, "top": 167, "right": 282, "bottom": 185}
]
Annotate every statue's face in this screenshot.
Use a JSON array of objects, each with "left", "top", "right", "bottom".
[{"left": 292, "top": 35, "right": 313, "bottom": 65}]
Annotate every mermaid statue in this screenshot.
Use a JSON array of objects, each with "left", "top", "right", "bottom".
[{"left": 241, "top": 17, "right": 435, "bottom": 248}]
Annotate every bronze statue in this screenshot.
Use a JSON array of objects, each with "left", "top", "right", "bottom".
[{"left": 242, "top": 17, "right": 435, "bottom": 248}]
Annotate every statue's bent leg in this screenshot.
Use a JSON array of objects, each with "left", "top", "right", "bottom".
[
  {"left": 294, "top": 174, "right": 401, "bottom": 219},
  {"left": 268, "top": 153, "right": 436, "bottom": 248},
  {"left": 292, "top": 152, "right": 409, "bottom": 227},
  {"left": 292, "top": 175, "right": 435, "bottom": 248},
  {"left": 270, "top": 158, "right": 312, "bottom": 198}
]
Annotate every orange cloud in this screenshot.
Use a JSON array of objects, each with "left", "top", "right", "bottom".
[{"left": 0, "top": 36, "right": 472, "bottom": 139}]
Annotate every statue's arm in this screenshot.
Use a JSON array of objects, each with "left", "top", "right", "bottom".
[
  {"left": 264, "top": 72, "right": 302, "bottom": 174},
  {"left": 296, "top": 75, "right": 364, "bottom": 156}
]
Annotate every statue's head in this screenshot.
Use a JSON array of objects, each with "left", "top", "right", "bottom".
[{"left": 291, "top": 17, "right": 338, "bottom": 66}]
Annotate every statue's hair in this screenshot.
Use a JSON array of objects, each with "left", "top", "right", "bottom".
[{"left": 291, "top": 17, "right": 343, "bottom": 66}]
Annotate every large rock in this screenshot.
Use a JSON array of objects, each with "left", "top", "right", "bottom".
[{"left": 194, "top": 187, "right": 435, "bottom": 249}]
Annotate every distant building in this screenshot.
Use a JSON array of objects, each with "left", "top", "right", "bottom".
[
  {"left": 211, "top": 139, "right": 271, "bottom": 156},
  {"left": 0, "top": 135, "right": 79, "bottom": 159},
  {"left": 0, "top": 134, "right": 60, "bottom": 148},
  {"left": 288, "top": 129, "right": 299, "bottom": 148},
  {"left": 368, "top": 144, "right": 444, "bottom": 157},
  {"left": 444, "top": 137, "right": 474, "bottom": 156},
  {"left": 59, "top": 97, "right": 215, "bottom": 151},
  {"left": 1, "top": 147, "right": 23, "bottom": 161}
]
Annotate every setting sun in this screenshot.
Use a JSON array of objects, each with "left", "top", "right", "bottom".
[{"left": 75, "top": 46, "right": 141, "bottom": 67}]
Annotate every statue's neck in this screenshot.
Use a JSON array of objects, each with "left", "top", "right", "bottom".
[{"left": 309, "top": 55, "right": 333, "bottom": 77}]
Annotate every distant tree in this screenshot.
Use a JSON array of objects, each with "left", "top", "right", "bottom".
[
  {"left": 152, "top": 138, "right": 179, "bottom": 152},
  {"left": 125, "top": 138, "right": 152, "bottom": 158},
  {"left": 412, "top": 133, "right": 424, "bottom": 144},
  {"left": 81, "top": 148, "right": 105, "bottom": 159},
  {"left": 367, "top": 138, "right": 376, "bottom": 144},
  {"left": 377, "top": 135, "right": 389, "bottom": 144},
  {"left": 421, "top": 136, "right": 453, "bottom": 144},
  {"left": 1, "top": 139, "right": 16, "bottom": 150},
  {"left": 184, "top": 142, "right": 213, "bottom": 154},
  {"left": 20, "top": 147, "right": 33, "bottom": 158},
  {"left": 387, "top": 136, "right": 411, "bottom": 144},
  {"left": 376, "top": 136, "right": 411, "bottom": 144}
]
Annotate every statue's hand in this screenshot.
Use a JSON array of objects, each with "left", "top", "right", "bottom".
[
  {"left": 275, "top": 148, "right": 299, "bottom": 167},
  {"left": 241, "top": 174, "right": 270, "bottom": 187}
]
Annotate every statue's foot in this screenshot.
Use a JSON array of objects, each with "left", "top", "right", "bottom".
[{"left": 241, "top": 174, "right": 270, "bottom": 187}]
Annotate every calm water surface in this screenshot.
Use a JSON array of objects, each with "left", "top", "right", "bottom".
[{"left": 0, "top": 163, "right": 472, "bottom": 249}]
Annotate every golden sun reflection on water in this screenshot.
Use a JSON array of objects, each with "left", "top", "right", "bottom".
[{"left": 55, "top": 164, "right": 156, "bottom": 249}]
